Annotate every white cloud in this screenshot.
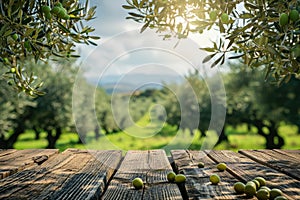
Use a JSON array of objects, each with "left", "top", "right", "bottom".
[{"left": 78, "top": 0, "right": 222, "bottom": 84}]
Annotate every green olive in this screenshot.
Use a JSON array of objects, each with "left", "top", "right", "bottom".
[
  {"left": 10, "top": 67, "right": 16, "bottom": 73},
  {"left": 12, "top": 33, "right": 19, "bottom": 41},
  {"left": 41, "top": 6, "right": 51, "bottom": 13},
  {"left": 51, "top": 6, "right": 61, "bottom": 15},
  {"left": 57, "top": 8, "right": 68, "bottom": 19},
  {"left": 220, "top": 13, "right": 229, "bottom": 24},
  {"left": 290, "top": 10, "right": 299, "bottom": 22},
  {"left": 175, "top": 174, "right": 186, "bottom": 183},
  {"left": 3, "top": 57, "right": 9, "bottom": 64},
  {"left": 24, "top": 40, "right": 31, "bottom": 49},
  {"left": 45, "top": 12, "right": 52, "bottom": 20},
  {"left": 279, "top": 13, "right": 289, "bottom": 26},
  {"left": 209, "top": 11, "right": 217, "bottom": 21},
  {"left": 132, "top": 178, "right": 144, "bottom": 189},
  {"left": 61, "top": 13, "right": 70, "bottom": 20}
]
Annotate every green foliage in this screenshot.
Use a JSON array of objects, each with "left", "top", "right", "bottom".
[
  {"left": 32, "top": 63, "right": 75, "bottom": 131},
  {"left": 0, "top": 0, "right": 99, "bottom": 95},
  {"left": 224, "top": 64, "right": 300, "bottom": 148},
  {"left": 0, "top": 77, "right": 17, "bottom": 137},
  {"left": 123, "top": 0, "right": 300, "bottom": 83},
  {"left": 0, "top": 58, "right": 84, "bottom": 148},
  {"left": 0, "top": 67, "right": 36, "bottom": 147},
  {"left": 156, "top": 66, "right": 300, "bottom": 148}
]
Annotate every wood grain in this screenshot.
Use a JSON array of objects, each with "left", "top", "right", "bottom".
[
  {"left": 273, "top": 149, "right": 300, "bottom": 161},
  {"left": 171, "top": 150, "right": 247, "bottom": 200},
  {"left": 0, "top": 149, "right": 58, "bottom": 179},
  {"left": 0, "top": 149, "right": 122, "bottom": 200},
  {"left": 239, "top": 149, "right": 300, "bottom": 181},
  {"left": 0, "top": 149, "right": 299, "bottom": 199},
  {"left": 102, "top": 150, "right": 182, "bottom": 200}
]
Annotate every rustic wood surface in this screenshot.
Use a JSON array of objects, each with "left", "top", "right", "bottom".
[
  {"left": 273, "top": 149, "right": 300, "bottom": 160},
  {"left": 207, "top": 150, "right": 300, "bottom": 199},
  {"left": 171, "top": 150, "right": 252, "bottom": 200},
  {"left": 0, "top": 149, "right": 122, "bottom": 200},
  {"left": 239, "top": 149, "right": 300, "bottom": 181},
  {"left": 0, "top": 149, "right": 299, "bottom": 200},
  {"left": 0, "top": 149, "right": 58, "bottom": 179},
  {"left": 102, "top": 150, "right": 182, "bottom": 200}
]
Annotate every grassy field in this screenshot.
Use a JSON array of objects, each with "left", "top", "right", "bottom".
[
  {"left": 12, "top": 95, "right": 300, "bottom": 153},
  {"left": 14, "top": 116, "right": 300, "bottom": 154}
]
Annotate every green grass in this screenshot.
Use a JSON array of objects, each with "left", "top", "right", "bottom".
[
  {"left": 14, "top": 131, "right": 48, "bottom": 149},
  {"left": 14, "top": 131, "right": 86, "bottom": 151},
  {"left": 14, "top": 119, "right": 300, "bottom": 153}
]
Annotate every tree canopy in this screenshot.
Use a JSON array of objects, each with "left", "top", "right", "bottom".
[
  {"left": 123, "top": 0, "right": 300, "bottom": 83},
  {"left": 0, "top": 0, "right": 99, "bottom": 95}
]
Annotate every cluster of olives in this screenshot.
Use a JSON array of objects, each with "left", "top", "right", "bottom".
[
  {"left": 279, "top": 9, "right": 299, "bottom": 26},
  {"left": 233, "top": 177, "right": 287, "bottom": 200},
  {"left": 132, "top": 164, "right": 286, "bottom": 200},
  {"left": 41, "top": 2, "right": 70, "bottom": 20},
  {"left": 209, "top": 162, "right": 227, "bottom": 185},
  {"left": 197, "top": 161, "right": 227, "bottom": 185},
  {"left": 167, "top": 171, "right": 186, "bottom": 183},
  {"left": 132, "top": 172, "right": 186, "bottom": 190},
  {"left": 277, "top": 10, "right": 300, "bottom": 59},
  {"left": 209, "top": 10, "right": 230, "bottom": 24}
]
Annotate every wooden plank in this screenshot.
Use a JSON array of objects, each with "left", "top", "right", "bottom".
[
  {"left": 0, "top": 149, "right": 18, "bottom": 178},
  {"left": 102, "top": 150, "right": 182, "bottom": 200},
  {"left": 0, "top": 149, "right": 122, "bottom": 200},
  {"left": 273, "top": 149, "right": 300, "bottom": 160},
  {"left": 0, "top": 149, "right": 58, "bottom": 179},
  {"left": 239, "top": 149, "right": 300, "bottom": 181},
  {"left": 206, "top": 150, "right": 300, "bottom": 200},
  {"left": 0, "top": 149, "right": 17, "bottom": 157},
  {"left": 171, "top": 150, "right": 249, "bottom": 200}
]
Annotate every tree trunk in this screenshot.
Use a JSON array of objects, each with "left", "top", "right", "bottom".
[
  {"left": 95, "top": 126, "right": 101, "bottom": 140},
  {"left": 0, "top": 123, "right": 25, "bottom": 149},
  {"left": 46, "top": 127, "right": 62, "bottom": 148},
  {"left": 265, "top": 121, "right": 284, "bottom": 149},
  {"left": 216, "top": 126, "right": 228, "bottom": 145},
  {"left": 112, "top": 128, "right": 119, "bottom": 134},
  {"left": 33, "top": 126, "right": 40, "bottom": 140},
  {"left": 199, "top": 129, "right": 206, "bottom": 138},
  {"left": 103, "top": 125, "right": 109, "bottom": 134},
  {"left": 254, "top": 120, "right": 284, "bottom": 149}
]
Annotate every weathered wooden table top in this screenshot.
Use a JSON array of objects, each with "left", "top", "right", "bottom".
[{"left": 0, "top": 149, "right": 299, "bottom": 199}]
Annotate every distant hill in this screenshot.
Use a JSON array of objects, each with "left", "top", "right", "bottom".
[{"left": 88, "top": 73, "right": 184, "bottom": 94}]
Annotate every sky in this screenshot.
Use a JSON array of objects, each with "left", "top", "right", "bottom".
[{"left": 76, "top": 0, "right": 222, "bottom": 88}]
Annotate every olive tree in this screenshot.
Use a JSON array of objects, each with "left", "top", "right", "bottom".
[
  {"left": 123, "top": 0, "right": 300, "bottom": 83},
  {"left": 225, "top": 65, "right": 300, "bottom": 149},
  {"left": 0, "top": 68, "right": 35, "bottom": 148},
  {"left": 0, "top": 0, "right": 98, "bottom": 95},
  {"left": 26, "top": 59, "right": 77, "bottom": 148}
]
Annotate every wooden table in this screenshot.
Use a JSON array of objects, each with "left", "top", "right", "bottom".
[{"left": 0, "top": 149, "right": 299, "bottom": 199}]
